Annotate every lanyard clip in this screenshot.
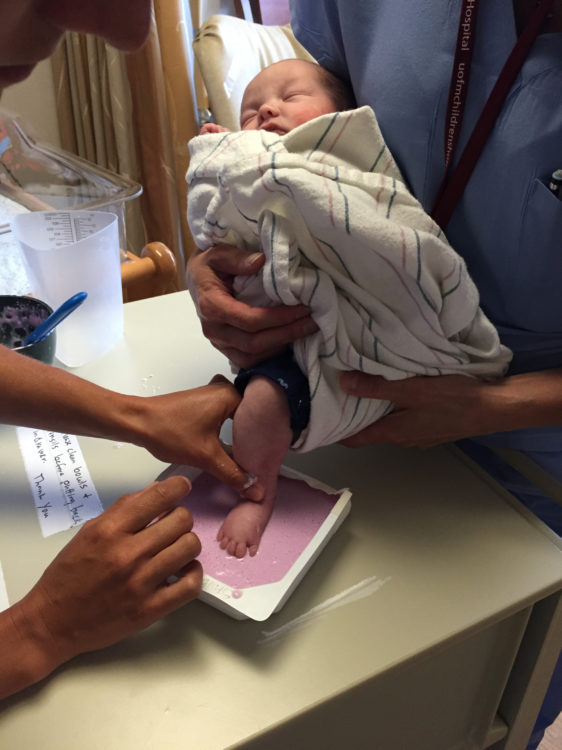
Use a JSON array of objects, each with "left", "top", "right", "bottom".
[{"left": 548, "top": 169, "right": 562, "bottom": 198}]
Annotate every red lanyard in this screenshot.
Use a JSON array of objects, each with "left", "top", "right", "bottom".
[
  {"left": 442, "top": 0, "right": 480, "bottom": 172},
  {"left": 431, "top": 0, "right": 555, "bottom": 228}
]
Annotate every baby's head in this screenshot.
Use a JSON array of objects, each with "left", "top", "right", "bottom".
[{"left": 240, "top": 59, "right": 355, "bottom": 135}]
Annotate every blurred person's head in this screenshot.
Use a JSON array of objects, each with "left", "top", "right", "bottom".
[{"left": 0, "top": 0, "right": 152, "bottom": 93}]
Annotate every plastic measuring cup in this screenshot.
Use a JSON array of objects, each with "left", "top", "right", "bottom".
[{"left": 12, "top": 210, "right": 123, "bottom": 367}]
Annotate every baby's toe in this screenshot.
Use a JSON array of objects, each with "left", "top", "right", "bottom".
[
  {"left": 225, "top": 538, "right": 238, "bottom": 556},
  {"left": 234, "top": 541, "right": 248, "bottom": 558}
]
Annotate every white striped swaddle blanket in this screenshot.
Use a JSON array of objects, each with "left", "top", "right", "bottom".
[{"left": 187, "top": 106, "right": 511, "bottom": 451}]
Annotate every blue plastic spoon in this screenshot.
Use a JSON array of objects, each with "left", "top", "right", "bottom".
[{"left": 23, "top": 291, "right": 88, "bottom": 346}]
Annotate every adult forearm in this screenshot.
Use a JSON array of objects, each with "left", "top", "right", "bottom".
[
  {"left": 0, "top": 601, "right": 60, "bottom": 700},
  {"left": 485, "top": 368, "right": 562, "bottom": 432},
  {"left": 0, "top": 346, "right": 264, "bottom": 497},
  {"left": 339, "top": 368, "right": 562, "bottom": 450},
  {"left": 0, "top": 346, "right": 138, "bottom": 442}
]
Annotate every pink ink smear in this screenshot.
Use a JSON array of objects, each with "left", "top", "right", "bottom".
[{"left": 181, "top": 473, "right": 338, "bottom": 589}]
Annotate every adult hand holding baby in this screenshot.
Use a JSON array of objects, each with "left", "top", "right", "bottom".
[
  {"left": 339, "top": 370, "right": 562, "bottom": 449},
  {"left": 186, "top": 244, "right": 318, "bottom": 369}
]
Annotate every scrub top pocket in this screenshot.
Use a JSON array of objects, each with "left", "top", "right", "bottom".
[{"left": 516, "top": 176, "right": 562, "bottom": 331}]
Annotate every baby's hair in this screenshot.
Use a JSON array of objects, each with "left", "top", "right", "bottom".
[{"left": 312, "top": 62, "right": 356, "bottom": 112}]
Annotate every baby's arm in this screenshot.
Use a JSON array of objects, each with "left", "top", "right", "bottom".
[{"left": 199, "top": 123, "right": 231, "bottom": 135}]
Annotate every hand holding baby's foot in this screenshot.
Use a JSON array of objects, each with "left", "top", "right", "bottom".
[{"left": 217, "top": 498, "right": 274, "bottom": 558}]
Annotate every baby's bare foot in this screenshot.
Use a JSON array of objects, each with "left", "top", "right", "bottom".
[{"left": 217, "top": 497, "right": 274, "bottom": 558}]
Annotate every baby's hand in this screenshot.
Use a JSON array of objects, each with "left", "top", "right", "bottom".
[{"left": 200, "top": 123, "right": 231, "bottom": 135}]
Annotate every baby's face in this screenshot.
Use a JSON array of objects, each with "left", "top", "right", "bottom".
[{"left": 240, "top": 60, "right": 337, "bottom": 135}]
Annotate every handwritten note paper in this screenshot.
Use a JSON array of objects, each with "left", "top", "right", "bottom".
[{"left": 16, "top": 427, "right": 103, "bottom": 537}]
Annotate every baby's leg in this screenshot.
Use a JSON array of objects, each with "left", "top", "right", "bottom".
[{"left": 217, "top": 376, "right": 292, "bottom": 557}]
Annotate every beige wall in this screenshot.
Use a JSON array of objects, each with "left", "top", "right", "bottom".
[{"left": 0, "top": 59, "right": 61, "bottom": 148}]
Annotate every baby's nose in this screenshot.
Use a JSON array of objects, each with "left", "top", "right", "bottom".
[{"left": 258, "top": 100, "right": 279, "bottom": 121}]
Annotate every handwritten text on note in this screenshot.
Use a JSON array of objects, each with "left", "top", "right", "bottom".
[{"left": 16, "top": 427, "right": 103, "bottom": 537}]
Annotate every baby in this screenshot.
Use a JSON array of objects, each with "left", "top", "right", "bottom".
[
  {"left": 198, "top": 60, "right": 353, "bottom": 558},
  {"left": 187, "top": 59, "right": 510, "bottom": 558}
]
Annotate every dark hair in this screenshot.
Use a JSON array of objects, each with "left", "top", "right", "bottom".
[{"left": 314, "top": 64, "right": 356, "bottom": 112}]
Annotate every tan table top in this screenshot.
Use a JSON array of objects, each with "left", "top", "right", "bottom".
[{"left": 0, "top": 292, "right": 560, "bottom": 750}]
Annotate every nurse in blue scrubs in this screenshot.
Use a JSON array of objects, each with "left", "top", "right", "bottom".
[
  {"left": 289, "top": 2, "right": 562, "bottom": 748},
  {"left": 186, "top": 2, "right": 562, "bottom": 747}
]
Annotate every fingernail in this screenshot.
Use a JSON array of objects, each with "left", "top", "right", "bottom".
[
  {"left": 302, "top": 320, "right": 318, "bottom": 335},
  {"left": 242, "top": 472, "right": 258, "bottom": 490},
  {"left": 241, "top": 474, "right": 264, "bottom": 502},
  {"left": 245, "top": 253, "right": 263, "bottom": 268}
]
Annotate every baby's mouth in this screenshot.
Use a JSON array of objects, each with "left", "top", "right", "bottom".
[{"left": 260, "top": 124, "right": 286, "bottom": 135}]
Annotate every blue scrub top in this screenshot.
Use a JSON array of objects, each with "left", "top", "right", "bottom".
[{"left": 291, "top": 0, "right": 562, "bottom": 454}]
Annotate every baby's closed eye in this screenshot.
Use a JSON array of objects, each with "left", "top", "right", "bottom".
[{"left": 241, "top": 112, "right": 257, "bottom": 128}]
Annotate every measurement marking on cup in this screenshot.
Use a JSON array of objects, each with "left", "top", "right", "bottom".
[
  {"left": 43, "top": 213, "right": 100, "bottom": 247},
  {"left": 72, "top": 215, "right": 98, "bottom": 242}
]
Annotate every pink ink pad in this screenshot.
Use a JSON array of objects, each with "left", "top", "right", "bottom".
[{"left": 173, "top": 465, "right": 351, "bottom": 620}]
